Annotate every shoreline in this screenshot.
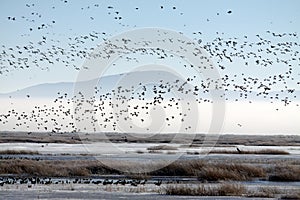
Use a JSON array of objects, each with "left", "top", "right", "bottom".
[{"left": 1, "top": 132, "right": 300, "bottom": 146}]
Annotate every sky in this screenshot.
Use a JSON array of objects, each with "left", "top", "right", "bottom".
[
  {"left": 0, "top": 0, "right": 300, "bottom": 93},
  {"left": 0, "top": 0, "right": 300, "bottom": 134}
]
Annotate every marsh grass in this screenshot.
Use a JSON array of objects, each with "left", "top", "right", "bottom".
[
  {"left": 165, "top": 183, "right": 246, "bottom": 196},
  {"left": 147, "top": 145, "right": 178, "bottom": 151},
  {"left": 269, "top": 165, "right": 300, "bottom": 181},
  {"left": 148, "top": 150, "right": 163, "bottom": 154},
  {"left": 135, "top": 150, "right": 144, "bottom": 154},
  {"left": 0, "top": 160, "right": 91, "bottom": 176},
  {"left": 0, "top": 150, "right": 40, "bottom": 155},
  {"left": 150, "top": 160, "right": 265, "bottom": 181},
  {"left": 2, "top": 132, "right": 300, "bottom": 146},
  {"left": 209, "top": 149, "right": 289, "bottom": 155},
  {"left": 247, "top": 186, "right": 281, "bottom": 198},
  {"left": 196, "top": 163, "right": 265, "bottom": 181},
  {"left": 0, "top": 159, "right": 267, "bottom": 181},
  {"left": 165, "top": 184, "right": 291, "bottom": 198},
  {"left": 180, "top": 144, "right": 234, "bottom": 148},
  {"left": 281, "top": 192, "right": 300, "bottom": 199},
  {"left": 186, "top": 151, "right": 200, "bottom": 155},
  {"left": 166, "top": 151, "right": 176, "bottom": 154}
]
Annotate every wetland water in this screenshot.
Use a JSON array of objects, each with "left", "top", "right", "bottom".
[{"left": 1, "top": 141, "right": 299, "bottom": 199}]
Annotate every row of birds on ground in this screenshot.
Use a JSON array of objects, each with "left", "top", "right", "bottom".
[{"left": 0, "top": 176, "right": 164, "bottom": 187}]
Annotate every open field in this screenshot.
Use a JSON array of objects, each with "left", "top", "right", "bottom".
[
  {"left": 1, "top": 132, "right": 300, "bottom": 146},
  {"left": 1, "top": 133, "right": 299, "bottom": 199},
  {"left": 3, "top": 101, "right": 298, "bottom": 199}
]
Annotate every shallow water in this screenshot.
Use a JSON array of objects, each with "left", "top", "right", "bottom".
[{"left": 1, "top": 142, "right": 300, "bottom": 155}]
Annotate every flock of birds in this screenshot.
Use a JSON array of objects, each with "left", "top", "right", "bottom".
[
  {"left": 0, "top": 2, "right": 299, "bottom": 133},
  {"left": 0, "top": 176, "right": 166, "bottom": 187}
]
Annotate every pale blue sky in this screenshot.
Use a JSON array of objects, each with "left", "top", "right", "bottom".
[{"left": 0, "top": 0, "right": 300, "bottom": 93}]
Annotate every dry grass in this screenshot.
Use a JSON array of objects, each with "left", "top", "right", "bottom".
[
  {"left": 0, "top": 159, "right": 266, "bottom": 181},
  {"left": 209, "top": 149, "right": 289, "bottom": 155},
  {"left": 11, "top": 158, "right": 297, "bottom": 185},
  {"left": 135, "top": 150, "right": 144, "bottom": 154},
  {"left": 165, "top": 184, "right": 292, "bottom": 198},
  {"left": 0, "top": 150, "right": 40, "bottom": 155},
  {"left": 166, "top": 151, "right": 176, "bottom": 154},
  {"left": 247, "top": 186, "right": 281, "bottom": 198},
  {"left": 1, "top": 132, "right": 300, "bottom": 146},
  {"left": 147, "top": 145, "right": 178, "bottom": 151},
  {"left": 165, "top": 183, "right": 246, "bottom": 196},
  {"left": 280, "top": 192, "right": 300, "bottom": 199},
  {"left": 218, "top": 183, "right": 247, "bottom": 196},
  {"left": 150, "top": 160, "right": 204, "bottom": 177},
  {"left": 180, "top": 144, "right": 235, "bottom": 148},
  {"left": 149, "top": 160, "right": 266, "bottom": 181},
  {"left": 0, "top": 160, "right": 92, "bottom": 176},
  {"left": 186, "top": 151, "right": 200, "bottom": 155},
  {"left": 148, "top": 150, "right": 163, "bottom": 154},
  {"left": 2, "top": 158, "right": 289, "bottom": 182},
  {"left": 269, "top": 165, "right": 300, "bottom": 181},
  {"left": 196, "top": 163, "right": 265, "bottom": 181}
]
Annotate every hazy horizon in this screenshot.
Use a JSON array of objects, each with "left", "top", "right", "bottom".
[{"left": 0, "top": 0, "right": 299, "bottom": 136}]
